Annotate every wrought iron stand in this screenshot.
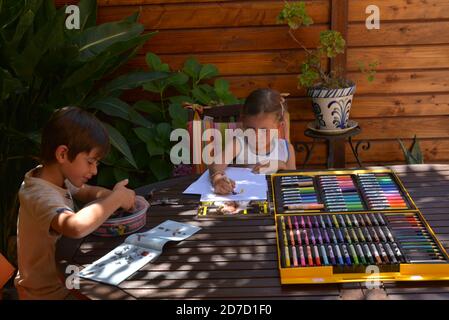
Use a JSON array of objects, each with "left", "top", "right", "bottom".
[{"left": 294, "top": 126, "right": 371, "bottom": 169}]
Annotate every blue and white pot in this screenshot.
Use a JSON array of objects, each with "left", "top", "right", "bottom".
[{"left": 307, "top": 84, "right": 356, "bottom": 131}]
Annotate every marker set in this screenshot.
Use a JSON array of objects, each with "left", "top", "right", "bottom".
[
  {"left": 357, "top": 173, "right": 408, "bottom": 210},
  {"left": 318, "top": 175, "right": 364, "bottom": 212},
  {"left": 272, "top": 169, "right": 413, "bottom": 214},
  {"left": 278, "top": 176, "right": 324, "bottom": 211},
  {"left": 272, "top": 169, "right": 449, "bottom": 285}
]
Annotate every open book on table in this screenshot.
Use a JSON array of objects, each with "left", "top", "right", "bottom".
[{"left": 79, "top": 220, "right": 201, "bottom": 286}]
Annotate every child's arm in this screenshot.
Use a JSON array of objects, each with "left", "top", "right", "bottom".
[
  {"left": 50, "top": 179, "right": 135, "bottom": 239},
  {"left": 73, "top": 185, "right": 112, "bottom": 204},
  {"left": 285, "top": 142, "right": 296, "bottom": 170},
  {"left": 208, "top": 137, "right": 241, "bottom": 194}
]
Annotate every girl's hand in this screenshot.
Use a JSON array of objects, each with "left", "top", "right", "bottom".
[
  {"left": 252, "top": 160, "right": 287, "bottom": 174},
  {"left": 212, "top": 174, "right": 236, "bottom": 195}
]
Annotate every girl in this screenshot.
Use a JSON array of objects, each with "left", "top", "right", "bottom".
[{"left": 208, "top": 88, "right": 296, "bottom": 205}]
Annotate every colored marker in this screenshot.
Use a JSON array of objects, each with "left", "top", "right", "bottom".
[
  {"left": 349, "top": 244, "right": 359, "bottom": 265},
  {"left": 280, "top": 216, "right": 290, "bottom": 267},
  {"left": 320, "top": 245, "right": 330, "bottom": 265},
  {"left": 334, "top": 245, "right": 344, "bottom": 265},
  {"left": 328, "top": 245, "right": 337, "bottom": 265},
  {"left": 341, "top": 244, "right": 352, "bottom": 265},
  {"left": 370, "top": 243, "right": 382, "bottom": 264},
  {"left": 363, "top": 243, "right": 375, "bottom": 264},
  {"left": 356, "top": 244, "right": 367, "bottom": 264}
]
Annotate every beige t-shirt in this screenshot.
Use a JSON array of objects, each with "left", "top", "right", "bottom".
[{"left": 15, "top": 166, "right": 79, "bottom": 300}]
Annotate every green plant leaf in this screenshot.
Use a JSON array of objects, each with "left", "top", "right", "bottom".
[
  {"left": 198, "top": 64, "right": 218, "bottom": 81},
  {"left": 277, "top": 2, "right": 313, "bottom": 29},
  {"left": 76, "top": 15, "right": 144, "bottom": 61},
  {"left": 62, "top": 51, "right": 110, "bottom": 88},
  {"left": 156, "top": 122, "right": 172, "bottom": 140},
  {"left": 183, "top": 57, "right": 201, "bottom": 80},
  {"left": 133, "top": 127, "right": 154, "bottom": 143},
  {"left": 410, "top": 135, "right": 424, "bottom": 164},
  {"left": 149, "top": 158, "right": 172, "bottom": 181},
  {"left": 146, "top": 139, "right": 164, "bottom": 157},
  {"left": 128, "top": 108, "right": 153, "bottom": 128},
  {"left": 103, "top": 122, "right": 138, "bottom": 169},
  {"left": 145, "top": 52, "right": 170, "bottom": 72},
  {"left": 10, "top": 9, "right": 34, "bottom": 49},
  {"left": 214, "top": 79, "right": 239, "bottom": 104},
  {"left": 101, "top": 71, "right": 168, "bottom": 94},
  {"left": 96, "top": 165, "right": 115, "bottom": 188},
  {"left": 133, "top": 100, "right": 161, "bottom": 114},
  {"left": 89, "top": 97, "right": 130, "bottom": 120},
  {"left": 113, "top": 167, "right": 128, "bottom": 182},
  {"left": 78, "top": 0, "right": 97, "bottom": 31}
]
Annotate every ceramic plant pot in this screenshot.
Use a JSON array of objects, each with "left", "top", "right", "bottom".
[{"left": 307, "top": 83, "right": 356, "bottom": 131}]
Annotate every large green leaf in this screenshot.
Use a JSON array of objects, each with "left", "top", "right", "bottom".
[
  {"left": 78, "top": 0, "right": 97, "bottom": 31},
  {"left": 198, "top": 64, "right": 218, "bottom": 82},
  {"left": 183, "top": 57, "right": 201, "bottom": 80},
  {"left": 103, "top": 122, "right": 138, "bottom": 169},
  {"left": 76, "top": 14, "right": 144, "bottom": 61},
  {"left": 214, "top": 78, "right": 239, "bottom": 104},
  {"left": 89, "top": 97, "right": 129, "bottom": 120},
  {"left": 101, "top": 71, "right": 168, "bottom": 94},
  {"left": 133, "top": 127, "right": 154, "bottom": 143},
  {"left": 113, "top": 167, "right": 128, "bottom": 182},
  {"left": 62, "top": 51, "right": 110, "bottom": 88},
  {"left": 146, "top": 139, "right": 164, "bottom": 157},
  {"left": 10, "top": 9, "right": 34, "bottom": 49},
  {"left": 10, "top": 4, "right": 66, "bottom": 79},
  {"left": 149, "top": 158, "right": 172, "bottom": 181},
  {"left": 145, "top": 52, "right": 170, "bottom": 72},
  {"left": 90, "top": 97, "right": 153, "bottom": 128},
  {"left": 0, "top": 0, "right": 27, "bottom": 29},
  {"left": 95, "top": 32, "right": 156, "bottom": 77}
]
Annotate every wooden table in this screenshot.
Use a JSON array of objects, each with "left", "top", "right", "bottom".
[{"left": 56, "top": 164, "right": 449, "bottom": 300}]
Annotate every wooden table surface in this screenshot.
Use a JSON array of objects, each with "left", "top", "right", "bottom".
[{"left": 56, "top": 164, "right": 449, "bottom": 300}]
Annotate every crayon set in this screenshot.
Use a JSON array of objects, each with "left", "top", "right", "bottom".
[
  {"left": 272, "top": 169, "right": 449, "bottom": 284},
  {"left": 272, "top": 169, "right": 414, "bottom": 214},
  {"left": 278, "top": 213, "right": 406, "bottom": 271}
]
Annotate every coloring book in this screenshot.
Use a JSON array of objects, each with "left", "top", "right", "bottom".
[{"left": 79, "top": 220, "right": 201, "bottom": 285}]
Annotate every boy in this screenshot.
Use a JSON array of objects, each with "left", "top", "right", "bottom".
[{"left": 15, "top": 107, "right": 139, "bottom": 299}]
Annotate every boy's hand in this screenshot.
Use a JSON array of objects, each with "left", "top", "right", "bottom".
[
  {"left": 112, "top": 179, "right": 136, "bottom": 211},
  {"left": 252, "top": 160, "right": 287, "bottom": 174},
  {"left": 212, "top": 174, "right": 236, "bottom": 195}
]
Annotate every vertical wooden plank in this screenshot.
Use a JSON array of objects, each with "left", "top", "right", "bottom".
[
  {"left": 330, "top": 0, "right": 348, "bottom": 77},
  {"left": 330, "top": 0, "right": 349, "bottom": 168}
]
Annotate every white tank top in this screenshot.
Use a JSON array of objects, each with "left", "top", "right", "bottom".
[{"left": 234, "top": 135, "right": 289, "bottom": 165}]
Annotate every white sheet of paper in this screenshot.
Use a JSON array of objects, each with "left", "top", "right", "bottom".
[{"left": 183, "top": 167, "right": 268, "bottom": 201}]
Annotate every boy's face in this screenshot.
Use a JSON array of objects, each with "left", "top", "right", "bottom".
[{"left": 59, "top": 148, "right": 102, "bottom": 187}]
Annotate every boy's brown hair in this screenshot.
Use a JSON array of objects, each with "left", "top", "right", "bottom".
[{"left": 40, "top": 107, "right": 110, "bottom": 164}]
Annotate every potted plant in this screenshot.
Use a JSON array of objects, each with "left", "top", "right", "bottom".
[{"left": 277, "top": 2, "right": 377, "bottom": 133}]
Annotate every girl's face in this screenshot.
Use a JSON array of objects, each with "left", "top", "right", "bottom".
[{"left": 243, "top": 112, "right": 283, "bottom": 149}]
